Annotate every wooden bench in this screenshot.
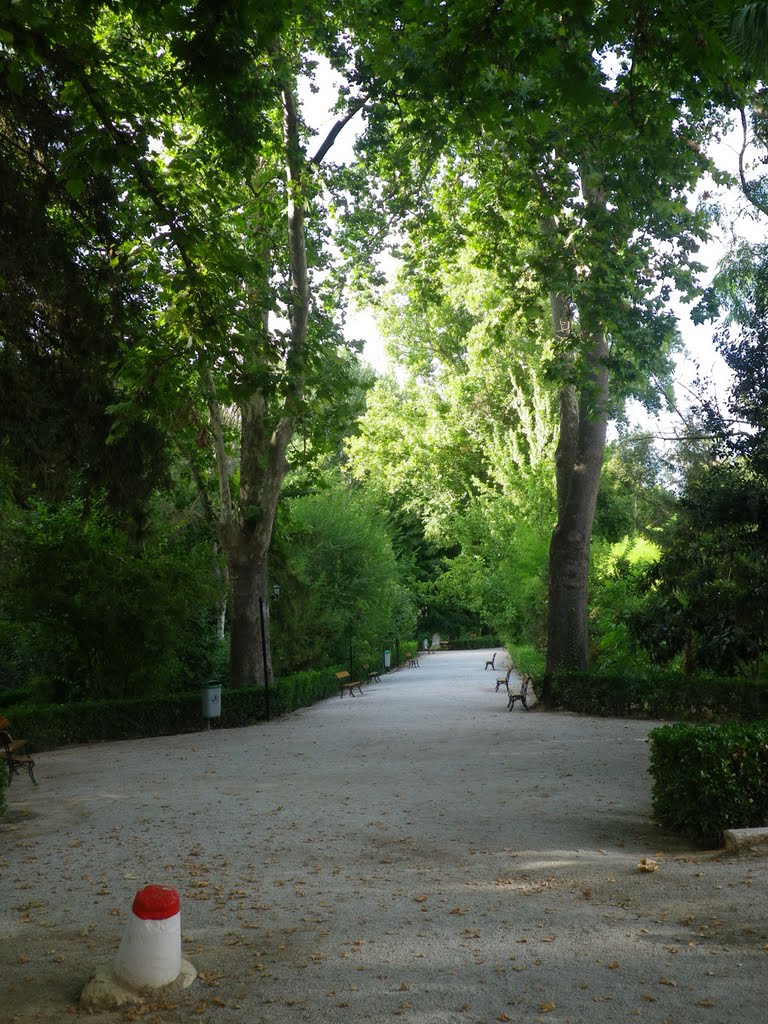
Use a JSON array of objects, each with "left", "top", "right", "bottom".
[
  {"left": 407, "top": 655, "right": 420, "bottom": 667},
  {"left": 363, "top": 664, "right": 382, "bottom": 683},
  {"left": 484, "top": 652, "right": 497, "bottom": 670},
  {"left": 495, "top": 667, "right": 513, "bottom": 693},
  {"left": 507, "top": 674, "right": 531, "bottom": 712},
  {"left": 1, "top": 727, "right": 37, "bottom": 785},
  {"left": 336, "top": 671, "right": 364, "bottom": 697}
]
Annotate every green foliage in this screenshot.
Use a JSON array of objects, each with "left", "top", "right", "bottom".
[
  {"left": 271, "top": 481, "right": 416, "bottom": 673},
  {"left": 437, "top": 499, "right": 551, "bottom": 649},
  {"left": 641, "top": 244, "right": 768, "bottom": 678},
  {"left": 0, "top": 496, "right": 224, "bottom": 701},
  {"left": 0, "top": 768, "right": 5, "bottom": 817},
  {"left": 549, "top": 669, "right": 768, "bottom": 722},
  {"left": 436, "top": 635, "right": 500, "bottom": 651},
  {"left": 594, "top": 437, "right": 676, "bottom": 544},
  {"left": 1, "top": 669, "right": 340, "bottom": 752},
  {"left": 649, "top": 721, "right": 768, "bottom": 846},
  {"left": 631, "top": 462, "right": 768, "bottom": 677},
  {"left": 589, "top": 535, "right": 661, "bottom": 671},
  {"left": 504, "top": 643, "right": 546, "bottom": 683}
]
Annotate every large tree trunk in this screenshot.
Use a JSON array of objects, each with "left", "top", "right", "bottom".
[
  {"left": 543, "top": 316, "right": 609, "bottom": 698},
  {"left": 229, "top": 549, "right": 272, "bottom": 688},
  {"left": 207, "top": 81, "right": 309, "bottom": 690}
]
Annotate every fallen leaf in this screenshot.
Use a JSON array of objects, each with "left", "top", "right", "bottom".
[
  {"left": 659, "top": 978, "right": 677, "bottom": 987},
  {"left": 607, "top": 961, "right": 620, "bottom": 969},
  {"left": 539, "top": 1003, "right": 556, "bottom": 1013},
  {"left": 638, "top": 858, "right": 659, "bottom": 872}
]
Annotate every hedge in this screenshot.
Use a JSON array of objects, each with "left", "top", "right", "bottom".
[
  {"left": 504, "top": 643, "right": 546, "bottom": 681},
  {"left": 548, "top": 669, "right": 768, "bottom": 722},
  {"left": 437, "top": 635, "right": 500, "bottom": 651},
  {"left": 649, "top": 721, "right": 768, "bottom": 846},
  {"left": 0, "top": 668, "right": 340, "bottom": 753}
]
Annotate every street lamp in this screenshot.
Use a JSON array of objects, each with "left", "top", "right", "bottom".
[{"left": 259, "top": 582, "right": 280, "bottom": 722}]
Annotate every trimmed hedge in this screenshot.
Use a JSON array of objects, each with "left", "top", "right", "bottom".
[
  {"left": 504, "top": 643, "right": 546, "bottom": 681},
  {"left": 0, "top": 669, "right": 340, "bottom": 753},
  {"left": 438, "top": 635, "right": 500, "bottom": 651},
  {"left": 649, "top": 721, "right": 768, "bottom": 846},
  {"left": 548, "top": 669, "right": 768, "bottom": 722}
]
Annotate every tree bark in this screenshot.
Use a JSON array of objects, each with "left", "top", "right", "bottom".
[
  {"left": 544, "top": 325, "right": 609, "bottom": 696},
  {"left": 211, "top": 80, "right": 310, "bottom": 689},
  {"left": 229, "top": 549, "right": 272, "bottom": 688}
]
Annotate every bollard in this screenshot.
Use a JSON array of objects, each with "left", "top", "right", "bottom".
[
  {"left": 114, "top": 885, "right": 182, "bottom": 989},
  {"left": 80, "top": 883, "right": 196, "bottom": 1009}
]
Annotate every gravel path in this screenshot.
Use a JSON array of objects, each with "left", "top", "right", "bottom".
[{"left": 2, "top": 649, "right": 767, "bottom": 1024}]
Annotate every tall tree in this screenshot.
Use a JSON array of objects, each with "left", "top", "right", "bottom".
[
  {"left": 341, "top": 0, "right": 742, "bottom": 691},
  {"left": 1, "top": 3, "right": 366, "bottom": 687}
]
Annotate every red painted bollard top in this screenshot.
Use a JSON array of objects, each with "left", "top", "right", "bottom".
[{"left": 131, "top": 885, "right": 180, "bottom": 921}]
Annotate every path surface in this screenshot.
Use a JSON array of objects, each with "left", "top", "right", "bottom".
[{"left": 2, "top": 650, "right": 767, "bottom": 1024}]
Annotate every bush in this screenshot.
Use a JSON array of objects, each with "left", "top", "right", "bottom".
[
  {"left": 548, "top": 669, "right": 768, "bottom": 721},
  {"left": 438, "top": 634, "right": 500, "bottom": 651},
  {"left": 0, "top": 765, "right": 6, "bottom": 817},
  {"left": 503, "top": 642, "right": 546, "bottom": 681},
  {"left": 0, "top": 669, "right": 341, "bottom": 752},
  {"left": 271, "top": 485, "right": 416, "bottom": 674},
  {"left": 649, "top": 721, "right": 768, "bottom": 846},
  {"left": 1, "top": 496, "right": 225, "bottom": 702}
]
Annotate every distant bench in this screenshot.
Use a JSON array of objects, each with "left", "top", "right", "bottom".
[{"left": 336, "top": 671, "right": 364, "bottom": 697}]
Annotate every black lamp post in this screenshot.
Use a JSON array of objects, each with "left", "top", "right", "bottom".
[{"left": 260, "top": 582, "right": 280, "bottom": 721}]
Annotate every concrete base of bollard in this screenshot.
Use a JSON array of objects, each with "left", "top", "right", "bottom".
[
  {"left": 80, "top": 958, "right": 197, "bottom": 1010},
  {"left": 724, "top": 826, "right": 768, "bottom": 854}
]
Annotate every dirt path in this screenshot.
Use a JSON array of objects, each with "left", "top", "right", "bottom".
[{"left": 2, "top": 650, "right": 766, "bottom": 1024}]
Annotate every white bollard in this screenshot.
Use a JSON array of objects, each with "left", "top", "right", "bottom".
[{"left": 114, "top": 885, "right": 182, "bottom": 989}]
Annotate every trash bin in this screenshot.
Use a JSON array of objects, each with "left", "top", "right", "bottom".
[
  {"left": 201, "top": 682, "right": 222, "bottom": 719},
  {"left": 383, "top": 650, "right": 391, "bottom": 670}
]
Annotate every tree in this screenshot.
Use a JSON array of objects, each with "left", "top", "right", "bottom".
[
  {"left": 270, "top": 479, "right": 416, "bottom": 673},
  {"left": 340, "top": 0, "right": 742, "bottom": 692},
  {"left": 1, "top": 3, "right": 368, "bottom": 689},
  {"left": 345, "top": 255, "right": 557, "bottom": 640},
  {"left": 632, "top": 238, "right": 768, "bottom": 678}
]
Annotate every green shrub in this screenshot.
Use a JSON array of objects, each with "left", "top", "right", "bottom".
[
  {"left": 2, "top": 496, "right": 225, "bottom": 702},
  {"left": 504, "top": 642, "right": 546, "bottom": 682},
  {"left": 649, "top": 721, "right": 768, "bottom": 846},
  {"left": 548, "top": 670, "right": 768, "bottom": 721},
  {"left": 0, "top": 765, "right": 6, "bottom": 817},
  {"left": 0, "top": 687, "right": 30, "bottom": 709},
  {"left": 438, "top": 635, "right": 500, "bottom": 651},
  {"left": 0, "top": 669, "right": 341, "bottom": 752}
]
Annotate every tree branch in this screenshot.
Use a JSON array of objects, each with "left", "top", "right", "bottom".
[
  {"left": 203, "top": 366, "right": 236, "bottom": 538},
  {"left": 310, "top": 96, "right": 368, "bottom": 165},
  {"left": 739, "top": 105, "right": 768, "bottom": 217}
]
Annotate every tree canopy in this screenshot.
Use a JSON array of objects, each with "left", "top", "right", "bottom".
[{"left": 2, "top": 1, "right": 767, "bottom": 702}]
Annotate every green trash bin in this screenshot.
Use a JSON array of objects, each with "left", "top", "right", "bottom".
[{"left": 201, "top": 682, "right": 222, "bottom": 720}]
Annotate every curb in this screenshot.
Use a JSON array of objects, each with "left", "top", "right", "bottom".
[{"left": 724, "top": 826, "right": 768, "bottom": 854}]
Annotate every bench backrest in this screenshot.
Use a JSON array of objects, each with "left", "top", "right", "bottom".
[
  {"left": 1, "top": 729, "right": 14, "bottom": 771},
  {"left": 335, "top": 671, "right": 350, "bottom": 682}
]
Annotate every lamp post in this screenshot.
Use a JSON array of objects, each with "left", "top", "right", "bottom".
[{"left": 260, "top": 582, "right": 280, "bottom": 722}]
